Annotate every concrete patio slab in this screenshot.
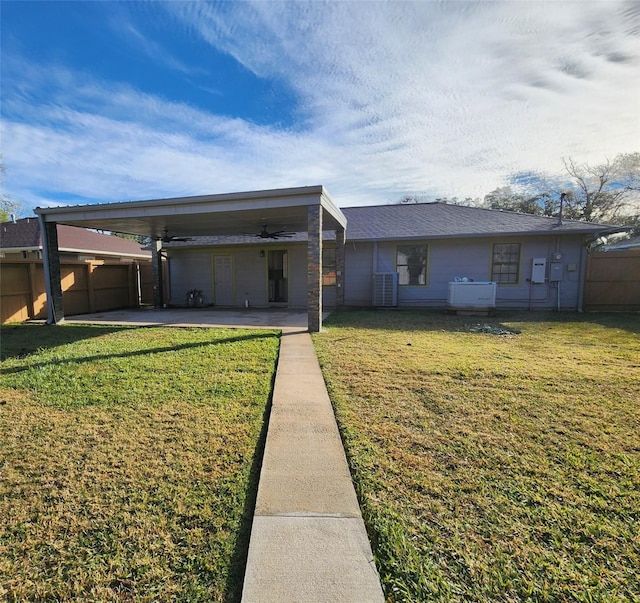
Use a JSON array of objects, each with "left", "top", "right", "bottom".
[{"left": 61, "top": 308, "right": 314, "bottom": 330}]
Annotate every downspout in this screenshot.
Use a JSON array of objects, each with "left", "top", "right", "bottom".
[
  {"left": 577, "top": 243, "right": 587, "bottom": 312},
  {"left": 555, "top": 236, "right": 561, "bottom": 312},
  {"left": 373, "top": 241, "right": 378, "bottom": 272}
]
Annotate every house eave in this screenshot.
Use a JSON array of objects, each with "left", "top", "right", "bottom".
[
  {"left": 59, "top": 247, "right": 151, "bottom": 259},
  {"left": 345, "top": 226, "right": 628, "bottom": 243},
  {"left": 0, "top": 246, "right": 41, "bottom": 253}
]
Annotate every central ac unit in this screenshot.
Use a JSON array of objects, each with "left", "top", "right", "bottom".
[{"left": 373, "top": 272, "right": 398, "bottom": 307}]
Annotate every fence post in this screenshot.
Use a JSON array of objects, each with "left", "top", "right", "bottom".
[
  {"left": 87, "top": 262, "right": 96, "bottom": 313},
  {"left": 28, "top": 261, "right": 38, "bottom": 319},
  {"left": 129, "top": 263, "right": 137, "bottom": 307}
]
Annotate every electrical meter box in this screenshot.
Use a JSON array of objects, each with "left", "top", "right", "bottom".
[
  {"left": 531, "top": 258, "right": 547, "bottom": 283},
  {"left": 550, "top": 263, "right": 564, "bottom": 281}
]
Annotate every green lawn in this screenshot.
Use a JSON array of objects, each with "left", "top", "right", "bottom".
[
  {"left": 313, "top": 311, "right": 640, "bottom": 603},
  {"left": 0, "top": 324, "right": 280, "bottom": 602}
]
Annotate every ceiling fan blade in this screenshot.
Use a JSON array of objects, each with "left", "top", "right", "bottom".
[{"left": 160, "top": 229, "right": 192, "bottom": 243}]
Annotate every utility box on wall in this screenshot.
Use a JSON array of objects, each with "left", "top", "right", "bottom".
[
  {"left": 550, "top": 263, "right": 564, "bottom": 282},
  {"left": 531, "top": 258, "right": 547, "bottom": 283}
]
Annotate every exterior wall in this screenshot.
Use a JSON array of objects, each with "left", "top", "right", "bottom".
[
  {"left": 232, "top": 247, "right": 268, "bottom": 307},
  {"left": 165, "top": 233, "right": 591, "bottom": 312},
  {"left": 323, "top": 285, "right": 336, "bottom": 308},
  {"left": 167, "top": 250, "right": 215, "bottom": 306},
  {"left": 345, "top": 235, "right": 588, "bottom": 310},
  {"left": 288, "top": 244, "right": 309, "bottom": 307},
  {"left": 344, "top": 242, "right": 374, "bottom": 306},
  {"left": 166, "top": 244, "right": 319, "bottom": 309}
]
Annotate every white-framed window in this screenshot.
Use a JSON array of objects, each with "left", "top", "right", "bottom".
[{"left": 492, "top": 243, "right": 521, "bottom": 284}]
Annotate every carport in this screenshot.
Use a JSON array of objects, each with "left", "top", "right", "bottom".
[{"left": 35, "top": 186, "right": 347, "bottom": 332}]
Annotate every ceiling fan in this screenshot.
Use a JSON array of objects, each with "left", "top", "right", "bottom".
[
  {"left": 247, "top": 224, "right": 296, "bottom": 239},
  {"left": 157, "top": 228, "right": 192, "bottom": 243}
]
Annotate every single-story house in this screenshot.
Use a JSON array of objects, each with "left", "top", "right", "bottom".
[
  {"left": 0, "top": 217, "right": 151, "bottom": 262},
  {"left": 163, "top": 201, "right": 627, "bottom": 312},
  {"left": 33, "top": 186, "right": 626, "bottom": 331}
]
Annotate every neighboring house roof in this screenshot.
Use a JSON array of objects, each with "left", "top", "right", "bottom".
[
  {"left": 603, "top": 236, "right": 640, "bottom": 251},
  {"left": 164, "top": 202, "right": 626, "bottom": 248},
  {"left": 0, "top": 217, "right": 151, "bottom": 259},
  {"left": 340, "top": 203, "right": 626, "bottom": 241}
]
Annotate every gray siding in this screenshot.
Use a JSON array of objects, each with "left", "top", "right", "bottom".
[
  {"left": 167, "top": 250, "right": 213, "bottom": 306},
  {"left": 167, "top": 244, "right": 314, "bottom": 309},
  {"left": 345, "top": 235, "right": 587, "bottom": 310},
  {"left": 344, "top": 243, "right": 374, "bottom": 306},
  {"left": 323, "top": 286, "right": 336, "bottom": 308},
  {"left": 230, "top": 248, "right": 266, "bottom": 307},
  {"left": 168, "top": 234, "right": 589, "bottom": 311},
  {"left": 287, "top": 245, "right": 308, "bottom": 308}
]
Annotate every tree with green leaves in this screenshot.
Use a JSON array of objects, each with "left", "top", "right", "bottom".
[{"left": 483, "top": 187, "right": 555, "bottom": 216}]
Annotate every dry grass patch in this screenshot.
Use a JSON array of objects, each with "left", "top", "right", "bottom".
[
  {"left": 313, "top": 311, "right": 640, "bottom": 602},
  {"left": 0, "top": 324, "right": 280, "bottom": 602}
]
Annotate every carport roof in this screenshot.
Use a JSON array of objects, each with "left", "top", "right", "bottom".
[{"left": 35, "top": 185, "right": 346, "bottom": 239}]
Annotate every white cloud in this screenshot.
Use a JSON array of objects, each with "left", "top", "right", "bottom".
[
  {"left": 164, "top": 1, "right": 640, "bottom": 192},
  {"left": 1, "top": 66, "right": 344, "bottom": 208},
  {"left": 2, "top": 0, "right": 638, "bottom": 214}
]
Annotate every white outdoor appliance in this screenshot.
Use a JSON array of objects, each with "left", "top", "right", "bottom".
[{"left": 447, "top": 281, "right": 497, "bottom": 311}]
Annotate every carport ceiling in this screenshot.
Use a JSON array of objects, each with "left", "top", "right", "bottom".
[{"left": 35, "top": 185, "right": 346, "bottom": 239}]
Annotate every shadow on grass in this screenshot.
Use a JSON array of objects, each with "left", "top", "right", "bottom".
[
  {"left": 324, "top": 309, "right": 640, "bottom": 334},
  {"left": 0, "top": 323, "right": 130, "bottom": 361},
  {"left": 223, "top": 338, "right": 279, "bottom": 602},
  {"left": 2, "top": 329, "right": 276, "bottom": 374}
]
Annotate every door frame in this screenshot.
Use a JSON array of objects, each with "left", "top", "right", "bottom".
[
  {"left": 212, "top": 254, "right": 235, "bottom": 306},
  {"left": 266, "top": 248, "right": 290, "bottom": 307}
]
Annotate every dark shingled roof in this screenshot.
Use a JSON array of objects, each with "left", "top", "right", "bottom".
[
  {"left": 1, "top": 218, "right": 151, "bottom": 258},
  {"left": 340, "top": 203, "right": 625, "bottom": 241},
  {"left": 165, "top": 202, "right": 626, "bottom": 248}
]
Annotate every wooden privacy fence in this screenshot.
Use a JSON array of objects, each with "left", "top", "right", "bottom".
[
  {"left": 1, "top": 259, "right": 152, "bottom": 324},
  {"left": 583, "top": 249, "right": 640, "bottom": 312}
]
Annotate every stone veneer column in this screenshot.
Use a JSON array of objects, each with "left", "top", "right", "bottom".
[
  {"left": 39, "top": 217, "right": 64, "bottom": 324},
  {"left": 151, "top": 239, "right": 164, "bottom": 309},
  {"left": 335, "top": 225, "right": 345, "bottom": 308},
  {"left": 307, "top": 205, "right": 323, "bottom": 332}
]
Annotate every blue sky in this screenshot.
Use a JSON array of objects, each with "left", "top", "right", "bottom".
[{"left": 1, "top": 1, "right": 638, "bottom": 214}]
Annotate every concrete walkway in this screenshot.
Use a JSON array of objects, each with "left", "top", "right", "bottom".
[{"left": 241, "top": 331, "right": 385, "bottom": 602}]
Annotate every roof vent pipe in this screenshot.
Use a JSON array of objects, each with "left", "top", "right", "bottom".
[
  {"left": 10, "top": 213, "right": 16, "bottom": 223},
  {"left": 558, "top": 193, "right": 566, "bottom": 226}
]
